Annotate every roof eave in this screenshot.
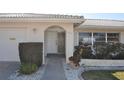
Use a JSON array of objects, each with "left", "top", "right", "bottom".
[{"left": 75, "top": 25, "right": 124, "bottom": 31}]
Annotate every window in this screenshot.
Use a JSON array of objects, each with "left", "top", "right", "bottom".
[
  {"left": 93, "top": 33, "right": 106, "bottom": 44},
  {"left": 79, "top": 32, "right": 92, "bottom": 45},
  {"left": 78, "top": 32, "right": 120, "bottom": 46},
  {"left": 107, "top": 33, "right": 119, "bottom": 43}
]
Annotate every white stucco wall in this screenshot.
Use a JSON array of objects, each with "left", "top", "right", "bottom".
[
  {"left": 120, "top": 32, "right": 124, "bottom": 43},
  {"left": 0, "top": 22, "right": 74, "bottom": 63},
  {"left": 74, "top": 31, "right": 79, "bottom": 46},
  {"left": 65, "top": 24, "right": 74, "bottom": 63}
]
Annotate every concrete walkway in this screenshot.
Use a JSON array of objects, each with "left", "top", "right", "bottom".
[
  {"left": 42, "top": 55, "right": 66, "bottom": 80},
  {"left": 0, "top": 62, "right": 19, "bottom": 80}
]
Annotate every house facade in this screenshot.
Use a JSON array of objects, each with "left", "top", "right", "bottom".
[{"left": 0, "top": 13, "right": 124, "bottom": 64}]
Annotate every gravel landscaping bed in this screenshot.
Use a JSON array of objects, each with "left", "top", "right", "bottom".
[
  {"left": 8, "top": 65, "right": 46, "bottom": 80},
  {"left": 63, "top": 62, "right": 84, "bottom": 80}
]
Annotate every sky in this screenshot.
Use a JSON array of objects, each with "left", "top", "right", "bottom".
[
  {"left": 83, "top": 13, "right": 124, "bottom": 20},
  {"left": 0, "top": 0, "right": 124, "bottom": 20}
]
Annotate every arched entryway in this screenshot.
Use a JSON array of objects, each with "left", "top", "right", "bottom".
[{"left": 44, "top": 26, "right": 66, "bottom": 56}]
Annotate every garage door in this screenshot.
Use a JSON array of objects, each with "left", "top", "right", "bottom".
[{"left": 0, "top": 28, "right": 26, "bottom": 61}]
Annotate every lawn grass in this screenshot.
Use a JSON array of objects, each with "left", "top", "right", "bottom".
[{"left": 82, "top": 70, "right": 124, "bottom": 80}]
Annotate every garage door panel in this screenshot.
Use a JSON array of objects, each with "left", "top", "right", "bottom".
[
  {"left": 0, "top": 43, "right": 19, "bottom": 61},
  {"left": 0, "top": 28, "right": 26, "bottom": 61}
]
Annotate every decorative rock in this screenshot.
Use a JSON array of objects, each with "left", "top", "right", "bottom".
[
  {"left": 63, "top": 62, "right": 84, "bottom": 80},
  {"left": 8, "top": 65, "right": 46, "bottom": 80}
]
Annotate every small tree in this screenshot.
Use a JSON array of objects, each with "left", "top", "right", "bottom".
[{"left": 69, "top": 46, "right": 81, "bottom": 67}]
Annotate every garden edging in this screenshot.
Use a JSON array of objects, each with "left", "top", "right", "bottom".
[{"left": 80, "top": 59, "right": 124, "bottom": 66}]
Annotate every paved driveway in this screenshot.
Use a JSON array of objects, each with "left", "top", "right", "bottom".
[
  {"left": 0, "top": 62, "right": 20, "bottom": 80},
  {"left": 42, "top": 55, "right": 66, "bottom": 80}
]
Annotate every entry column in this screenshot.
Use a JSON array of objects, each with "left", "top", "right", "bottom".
[{"left": 66, "top": 29, "right": 74, "bottom": 63}]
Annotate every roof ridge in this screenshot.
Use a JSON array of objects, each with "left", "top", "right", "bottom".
[{"left": 0, "top": 13, "right": 84, "bottom": 20}]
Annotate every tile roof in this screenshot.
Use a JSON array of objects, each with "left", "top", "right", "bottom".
[
  {"left": 76, "top": 19, "right": 124, "bottom": 30},
  {"left": 0, "top": 13, "right": 84, "bottom": 19},
  {"left": 82, "top": 19, "right": 124, "bottom": 26}
]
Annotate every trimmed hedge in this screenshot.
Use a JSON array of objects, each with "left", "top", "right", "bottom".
[{"left": 19, "top": 42, "right": 43, "bottom": 67}]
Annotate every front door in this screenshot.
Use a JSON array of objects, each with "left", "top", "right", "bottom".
[
  {"left": 46, "top": 31, "right": 58, "bottom": 54},
  {"left": 58, "top": 32, "right": 65, "bottom": 54}
]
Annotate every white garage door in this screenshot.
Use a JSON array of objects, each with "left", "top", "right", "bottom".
[{"left": 0, "top": 28, "right": 26, "bottom": 61}]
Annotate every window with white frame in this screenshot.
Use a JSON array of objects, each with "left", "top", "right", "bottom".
[
  {"left": 93, "top": 33, "right": 106, "bottom": 44},
  {"left": 79, "top": 32, "right": 92, "bottom": 45},
  {"left": 79, "top": 32, "right": 120, "bottom": 46},
  {"left": 107, "top": 33, "right": 120, "bottom": 43}
]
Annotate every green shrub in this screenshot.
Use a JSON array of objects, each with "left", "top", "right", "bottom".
[
  {"left": 19, "top": 43, "right": 43, "bottom": 67},
  {"left": 75, "top": 43, "right": 124, "bottom": 60},
  {"left": 69, "top": 45, "right": 94, "bottom": 66},
  {"left": 19, "top": 63, "right": 38, "bottom": 74},
  {"left": 81, "top": 46, "right": 93, "bottom": 59},
  {"left": 69, "top": 43, "right": 124, "bottom": 66},
  {"left": 112, "top": 51, "right": 124, "bottom": 59},
  {"left": 94, "top": 43, "right": 110, "bottom": 59},
  {"left": 94, "top": 43, "right": 124, "bottom": 59}
]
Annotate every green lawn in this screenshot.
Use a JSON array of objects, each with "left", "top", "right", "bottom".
[{"left": 82, "top": 70, "right": 124, "bottom": 80}]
